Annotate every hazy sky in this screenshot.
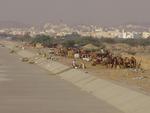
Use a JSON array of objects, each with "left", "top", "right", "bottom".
[{"left": 0, "top": 0, "right": 149, "bottom": 26}]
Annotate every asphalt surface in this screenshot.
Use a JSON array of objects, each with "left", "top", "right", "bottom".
[{"left": 0, "top": 46, "right": 123, "bottom": 113}]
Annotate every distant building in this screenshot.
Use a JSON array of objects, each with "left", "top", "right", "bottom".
[
  {"left": 119, "top": 30, "right": 134, "bottom": 38},
  {"left": 142, "top": 32, "right": 150, "bottom": 38}
]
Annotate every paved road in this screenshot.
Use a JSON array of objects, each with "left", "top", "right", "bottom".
[{"left": 0, "top": 46, "right": 123, "bottom": 113}]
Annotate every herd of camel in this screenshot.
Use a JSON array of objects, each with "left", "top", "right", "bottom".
[
  {"left": 52, "top": 47, "right": 140, "bottom": 69},
  {"left": 91, "top": 51, "right": 139, "bottom": 69},
  {"left": 11, "top": 42, "right": 140, "bottom": 70}
]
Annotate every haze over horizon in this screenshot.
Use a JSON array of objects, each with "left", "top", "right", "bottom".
[{"left": 0, "top": 0, "right": 150, "bottom": 26}]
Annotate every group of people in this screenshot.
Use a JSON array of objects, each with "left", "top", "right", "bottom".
[{"left": 72, "top": 59, "right": 86, "bottom": 69}]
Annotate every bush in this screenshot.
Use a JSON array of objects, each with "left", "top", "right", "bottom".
[
  {"left": 76, "top": 36, "right": 102, "bottom": 46},
  {"left": 31, "top": 35, "right": 54, "bottom": 47},
  {"left": 61, "top": 36, "right": 103, "bottom": 48},
  {"left": 62, "top": 40, "right": 75, "bottom": 48},
  {"left": 98, "top": 37, "right": 150, "bottom": 46},
  {"left": 12, "top": 33, "right": 150, "bottom": 48}
]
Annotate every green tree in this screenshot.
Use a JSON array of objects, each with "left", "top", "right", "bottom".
[{"left": 31, "top": 35, "right": 54, "bottom": 47}]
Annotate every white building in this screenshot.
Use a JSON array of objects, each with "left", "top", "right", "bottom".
[
  {"left": 119, "top": 30, "right": 134, "bottom": 38},
  {"left": 142, "top": 32, "right": 150, "bottom": 38}
]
